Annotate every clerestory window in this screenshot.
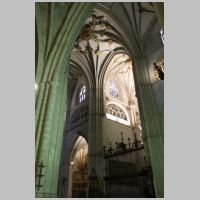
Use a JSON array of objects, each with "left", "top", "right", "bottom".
[
  {"left": 109, "top": 80, "right": 119, "bottom": 99},
  {"left": 160, "top": 28, "right": 164, "bottom": 44},
  {"left": 79, "top": 85, "right": 86, "bottom": 103}
]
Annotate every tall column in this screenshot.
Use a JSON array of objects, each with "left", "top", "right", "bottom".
[
  {"left": 132, "top": 57, "right": 164, "bottom": 197},
  {"left": 35, "top": 2, "right": 94, "bottom": 197},
  {"left": 35, "top": 80, "right": 62, "bottom": 197},
  {"left": 88, "top": 86, "right": 105, "bottom": 197}
]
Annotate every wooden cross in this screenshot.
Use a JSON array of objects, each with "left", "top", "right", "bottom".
[{"left": 35, "top": 161, "right": 45, "bottom": 191}]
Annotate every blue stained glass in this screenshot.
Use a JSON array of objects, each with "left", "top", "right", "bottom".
[{"left": 79, "top": 85, "right": 86, "bottom": 103}]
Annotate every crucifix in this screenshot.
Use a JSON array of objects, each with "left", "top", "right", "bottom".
[{"left": 35, "top": 161, "right": 45, "bottom": 191}]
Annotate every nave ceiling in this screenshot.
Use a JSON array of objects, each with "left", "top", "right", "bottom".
[{"left": 69, "top": 2, "right": 162, "bottom": 89}]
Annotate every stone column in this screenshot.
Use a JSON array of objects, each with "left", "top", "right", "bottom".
[
  {"left": 35, "top": 2, "right": 94, "bottom": 197},
  {"left": 35, "top": 80, "right": 65, "bottom": 197},
  {"left": 88, "top": 86, "right": 105, "bottom": 197},
  {"left": 132, "top": 57, "right": 164, "bottom": 197}
]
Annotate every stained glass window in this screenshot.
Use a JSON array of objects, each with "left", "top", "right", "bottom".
[
  {"left": 109, "top": 80, "right": 119, "bottom": 99},
  {"left": 79, "top": 85, "right": 86, "bottom": 103}
]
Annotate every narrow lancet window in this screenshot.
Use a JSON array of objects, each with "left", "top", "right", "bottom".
[
  {"left": 160, "top": 28, "right": 164, "bottom": 44},
  {"left": 79, "top": 85, "right": 86, "bottom": 103}
]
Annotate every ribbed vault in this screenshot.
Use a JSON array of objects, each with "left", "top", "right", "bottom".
[{"left": 70, "top": 2, "right": 161, "bottom": 86}]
